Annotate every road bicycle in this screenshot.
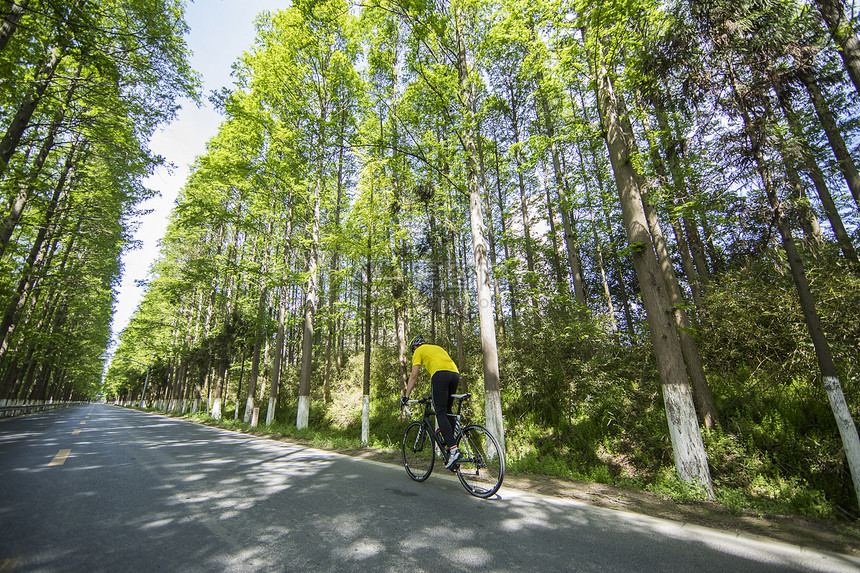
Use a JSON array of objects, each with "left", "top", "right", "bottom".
[{"left": 401, "top": 393, "right": 504, "bottom": 498}]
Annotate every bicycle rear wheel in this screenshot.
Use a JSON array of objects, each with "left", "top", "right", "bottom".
[
  {"left": 402, "top": 421, "right": 435, "bottom": 481},
  {"left": 456, "top": 424, "right": 505, "bottom": 498}
]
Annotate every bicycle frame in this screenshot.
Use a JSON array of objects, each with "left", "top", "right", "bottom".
[{"left": 415, "top": 397, "right": 463, "bottom": 450}]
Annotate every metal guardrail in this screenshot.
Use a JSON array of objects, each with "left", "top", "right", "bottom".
[{"left": 0, "top": 402, "right": 87, "bottom": 418}]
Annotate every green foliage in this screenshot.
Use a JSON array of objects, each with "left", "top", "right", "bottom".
[
  {"left": 696, "top": 251, "right": 860, "bottom": 516},
  {"left": 0, "top": 0, "right": 198, "bottom": 403},
  {"left": 498, "top": 306, "right": 671, "bottom": 484},
  {"left": 646, "top": 467, "right": 713, "bottom": 504}
]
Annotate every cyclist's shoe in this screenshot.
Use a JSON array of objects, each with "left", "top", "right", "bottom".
[{"left": 445, "top": 447, "right": 461, "bottom": 470}]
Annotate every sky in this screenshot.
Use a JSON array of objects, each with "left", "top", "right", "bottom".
[{"left": 108, "top": 0, "right": 285, "bottom": 351}]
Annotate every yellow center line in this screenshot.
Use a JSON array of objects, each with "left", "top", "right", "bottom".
[
  {"left": 0, "top": 557, "right": 19, "bottom": 572},
  {"left": 49, "top": 449, "right": 71, "bottom": 466},
  {"left": 72, "top": 429, "right": 81, "bottom": 435}
]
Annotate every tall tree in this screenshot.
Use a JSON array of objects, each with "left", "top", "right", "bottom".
[{"left": 583, "top": 6, "right": 714, "bottom": 495}]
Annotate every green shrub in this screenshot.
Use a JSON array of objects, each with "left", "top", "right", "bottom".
[{"left": 646, "top": 468, "right": 711, "bottom": 503}]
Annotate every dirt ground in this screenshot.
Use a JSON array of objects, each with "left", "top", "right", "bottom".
[{"left": 328, "top": 444, "right": 860, "bottom": 558}]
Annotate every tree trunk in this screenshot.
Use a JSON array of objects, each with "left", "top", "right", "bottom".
[
  {"left": 429, "top": 209, "right": 441, "bottom": 343},
  {"left": 210, "top": 360, "right": 225, "bottom": 419},
  {"left": 231, "top": 347, "right": 244, "bottom": 419},
  {"left": 0, "top": 0, "right": 28, "bottom": 51},
  {"left": 585, "top": 173, "right": 618, "bottom": 334},
  {"left": 390, "top": 203, "right": 410, "bottom": 393},
  {"left": 449, "top": 227, "right": 468, "bottom": 393},
  {"left": 597, "top": 170, "right": 637, "bottom": 342},
  {"left": 593, "top": 40, "right": 713, "bottom": 496},
  {"left": 536, "top": 82, "right": 586, "bottom": 306},
  {"left": 652, "top": 105, "right": 707, "bottom": 308},
  {"left": 324, "top": 109, "right": 347, "bottom": 406},
  {"left": 540, "top": 157, "right": 565, "bottom": 287},
  {"left": 506, "top": 82, "right": 537, "bottom": 286},
  {"left": 477, "top": 126, "right": 506, "bottom": 338},
  {"left": 733, "top": 68, "right": 860, "bottom": 508},
  {"left": 0, "top": 208, "right": 75, "bottom": 384},
  {"left": 297, "top": 182, "right": 321, "bottom": 430},
  {"left": 267, "top": 289, "right": 285, "bottom": 426},
  {"left": 813, "top": 0, "right": 860, "bottom": 98},
  {"left": 362, "top": 236, "right": 372, "bottom": 445},
  {"left": 0, "top": 46, "right": 63, "bottom": 177},
  {"left": 454, "top": 9, "right": 504, "bottom": 452},
  {"left": 571, "top": 80, "right": 628, "bottom": 335},
  {"left": 394, "top": 290, "right": 408, "bottom": 393},
  {"left": 760, "top": 96, "right": 825, "bottom": 248},
  {"left": 492, "top": 135, "right": 518, "bottom": 340},
  {"left": 782, "top": 144, "right": 825, "bottom": 249},
  {"left": 643, "top": 198, "right": 721, "bottom": 430},
  {"left": 783, "top": 225, "right": 860, "bottom": 500},
  {"left": 799, "top": 68, "right": 860, "bottom": 211},
  {"left": 774, "top": 76, "right": 860, "bottom": 269},
  {"left": 244, "top": 286, "right": 266, "bottom": 423},
  {"left": 0, "top": 139, "right": 77, "bottom": 355},
  {"left": 323, "top": 283, "right": 337, "bottom": 407},
  {"left": 0, "top": 71, "right": 78, "bottom": 259},
  {"left": 639, "top": 110, "right": 719, "bottom": 428}
]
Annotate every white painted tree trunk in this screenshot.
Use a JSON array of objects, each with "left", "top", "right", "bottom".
[
  {"left": 734, "top": 66, "right": 860, "bottom": 508},
  {"left": 211, "top": 398, "right": 221, "bottom": 420},
  {"left": 243, "top": 396, "right": 255, "bottom": 424},
  {"left": 297, "top": 395, "right": 309, "bottom": 430},
  {"left": 662, "top": 381, "right": 712, "bottom": 491},
  {"left": 361, "top": 395, "right": 370, "bottom": 446},
  {"left": 265, "top": 396, "right": 276, "bottom": 426},
  {"left": 484, "top": 390, "right": 505, "bottom": 454},
  {"left": 824, "top": 376, "right": 860, "bottom": 508}
]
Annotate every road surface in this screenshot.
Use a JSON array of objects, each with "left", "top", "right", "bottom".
[{"left": 0, "top": 404, "right": 857, "bottom": 572}]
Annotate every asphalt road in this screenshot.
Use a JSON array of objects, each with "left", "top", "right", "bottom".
[{"left": 0, "top": 404, "right": 858, "bottom": 572}]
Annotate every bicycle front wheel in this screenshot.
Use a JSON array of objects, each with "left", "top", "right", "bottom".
[
  {"left": 456, "top": 424, "right": 505, "bottom": 498},
  {"left": 402, "top": 422, "right": 435, "bottom": 481}
]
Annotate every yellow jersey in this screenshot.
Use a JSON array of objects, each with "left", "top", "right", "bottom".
[{"left": 412, "top": 344, "right": 458, "bottom": 377}]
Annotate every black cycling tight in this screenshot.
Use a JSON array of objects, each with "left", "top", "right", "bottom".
[{"left": 431, "top": 370, "right": 460, "bottom": 450}]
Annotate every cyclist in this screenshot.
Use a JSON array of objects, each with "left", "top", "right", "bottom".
[{"left": 400, "top": 335, "right": 461, "bottom": 469}]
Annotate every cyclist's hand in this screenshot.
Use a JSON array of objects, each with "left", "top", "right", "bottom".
[{"left": 400, "top": 396, "right": 409, "bottom": 408}]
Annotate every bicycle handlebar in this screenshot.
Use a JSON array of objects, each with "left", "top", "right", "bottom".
[
  {"left": 401, "top": 393, "right": 471, "bottom": 416},
  {"left": 401, "top": 396, "right": 429, "bottom": 417}
]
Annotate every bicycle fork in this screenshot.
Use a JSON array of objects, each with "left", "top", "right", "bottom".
[{"left": 412, "top": 426, "right": 427, "bottom": 452}]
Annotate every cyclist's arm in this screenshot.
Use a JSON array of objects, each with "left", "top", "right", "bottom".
[{"left": 402, "top": 364, "right": 420, "bottom": 399}]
